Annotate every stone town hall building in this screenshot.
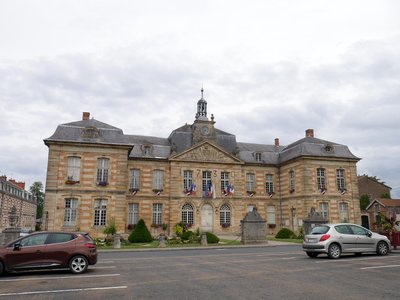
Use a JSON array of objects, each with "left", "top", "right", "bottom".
[{"left": 44, "top": 92, "right": 361, "bottom": 237}]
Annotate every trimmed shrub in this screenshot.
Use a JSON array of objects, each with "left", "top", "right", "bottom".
[
  {"left": 181, "top": 230, "right": 195, "bottom": 241},
  {"left": 275, "top": 228, "right": 296, "bottom": 239},
  {"left": 206, "top": 232, "right": 220, "bottom": 244},
  {"left": 128, "top": 219, "right": 153, "bottom": 243}
]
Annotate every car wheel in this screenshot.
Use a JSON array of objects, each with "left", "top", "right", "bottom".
[
  {"left": 376, "top": 241, "right": 389, "bottom": 256},
  {"left": 306, "top": 252, "right": 319, "bottom": 258},
  {"left": 328, "top": 243, "right": 341, "bottom": 259},
  {"left": 0, "top": 261, "right": 4, "bottom": 276},
  {"left": 69, "top": 255, "right": 88, "bottom": 274}
]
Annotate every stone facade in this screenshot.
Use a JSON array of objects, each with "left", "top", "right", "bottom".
[
  {"left": 0, "top": 176, "right": 37, "bottom": 232},
  {"left": 43, "top": 92, "right": 361, "bottom": 238}
]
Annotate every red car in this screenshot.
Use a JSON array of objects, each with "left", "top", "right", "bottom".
[{"left": 0, "top": 231, "right": 97, "bottom": 275}]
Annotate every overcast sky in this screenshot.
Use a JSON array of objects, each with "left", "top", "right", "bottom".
[{"left": 1, "top": 0, "right": 399, "bottom": 197}]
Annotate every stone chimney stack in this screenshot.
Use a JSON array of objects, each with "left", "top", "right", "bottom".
[
  {"left": 274, "top": 138, "right": 280, "bottom": 147},
  {"left": 82, "top": 112, "right": 90, "bottom": 120},
  {"left": 305, "top": 129, "right": 314, "bottom": 138}
]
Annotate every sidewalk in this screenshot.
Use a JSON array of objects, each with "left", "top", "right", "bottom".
[{"left": 98, "top": 235, "right": 299, "bottom": 253}]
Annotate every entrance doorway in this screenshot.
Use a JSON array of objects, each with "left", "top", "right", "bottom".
[
  {"left": 361, "top": 215, "right": 369, "bottom": 229},
  {"left": 201, "top": 204, "right": 213, "bottom": 232}
]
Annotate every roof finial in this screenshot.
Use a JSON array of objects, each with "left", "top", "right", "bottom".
[{"left": 201, "top": 85, "right": 204, "bottom": 99}]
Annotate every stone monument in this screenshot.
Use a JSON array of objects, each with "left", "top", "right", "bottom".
[
  {"left": 303, "top": 207, "right": 328, "bottom": 234},
  {"left": 241, "top": 207, "right": 268, "bottom": 244}
]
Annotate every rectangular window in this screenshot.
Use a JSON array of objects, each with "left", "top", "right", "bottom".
[
  {"left": 153, "top": 170, "right": 164, "bottom": 190},
  {"left": 336, "top": 169, "right": 346, "bottom": 191},
  {"left": 129, "top": 169, "right": 140, "bottom": 190},
  {"left": 94, "top": 199, "right": 107, "bottom": 226},
  {"left": 289, "top": 170, "right": 295, "bottom": 192},
  {"left": 221, "top": 172, "right": 229, "bottom": 192},
  {"left": 202, "top": 171, "right": 212, "bottom": 192},
  {"left": 339, "top": 202, "right": 349, "bottom": 222},
  {"left": 183, "top": 170, "right": 193, "bottom": 191},
  {"left": 267, "top": 206, "right": 276, "bottom": 224},
  {"left": 128, "top": 203, "right": 139, "bottom": 225},
  {"left": 97, "top": 158, "right": 109, "bottom": 183},
  {"left": 67, "top": 156, "right": 81, "bottom": 181},
  {"left": 152, "top": 203, "right": 163, "bottom": 225},
  {"left": 317, "top": 168, "right": 326, "bottom": 191},
  {"left": 246, "top": 173, "right": 255, "bottom": 192},
  {"left": 319, "top": 202, "right": 329, "bottom": 219},
  {"left": 64, "top": 198, "right": 78, "bottom": 226},
  {"left": 265, "top": 174, "right": 274, "bottom": 194}
]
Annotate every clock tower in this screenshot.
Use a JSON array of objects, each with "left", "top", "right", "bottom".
[{"left": 193, "top": 88, "right": 216, "bottom": 144}]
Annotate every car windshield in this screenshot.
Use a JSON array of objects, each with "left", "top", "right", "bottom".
[{"left": 310, "top": 225, "right": 330, "bottom": 235}]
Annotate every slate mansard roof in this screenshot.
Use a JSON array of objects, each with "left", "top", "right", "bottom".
[{"left": 44, "top": 112, "right": 360, "bottom": 164}]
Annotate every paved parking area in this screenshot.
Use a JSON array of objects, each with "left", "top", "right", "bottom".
[{"left": 0, "top": 246, "right": 399, "bottom": 299}]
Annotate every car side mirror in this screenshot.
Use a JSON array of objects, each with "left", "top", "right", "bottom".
[
  {"left": 366, "top": 231, "right": 372, "bottom": 238},
  {"left": 13, "top": 242, "right": 22, "bottom": 251}
]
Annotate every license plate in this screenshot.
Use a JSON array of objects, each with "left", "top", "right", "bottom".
[{"left": 306, "top": 237, "right": 317, "bottom": 243}]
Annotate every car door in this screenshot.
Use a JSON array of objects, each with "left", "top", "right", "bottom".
[
  {"left": 349, "top": 225, "right": 375, "bottom": 252},
  {"left": 41, "top": 233, "right": 77, "bottom": 268},
  {"left": 4, "top": 233, "right": 48, "bottom": 270},
  {"left": 334, "top": 225, "right": 357, "bottom": 252}
]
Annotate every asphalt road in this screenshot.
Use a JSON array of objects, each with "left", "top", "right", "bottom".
[{"left": 0, "top": 245, "right": 399, "bottom": 299}]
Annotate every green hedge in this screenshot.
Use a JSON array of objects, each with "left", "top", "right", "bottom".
[
  {"left": 181, "top": 230, "right": 195, "bottom": 240},
  {"left": 206, "top": 232, "right": 220, "bottom": 244},
  {"left": 275, "top": 228, "right": 296, "bottom": 239}
]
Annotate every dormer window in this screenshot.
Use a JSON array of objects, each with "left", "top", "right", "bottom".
[
  {"left": 142, "top": 145, "right": 152, "bottom": 156},
  {"left": 255, "top": 152, "right": 262, "bottom": 162},
  {"left": 323, "top": 144, "right": 333, "bottom": 152},
  {"left": 82, "top": 126, "right": 99, "bottom": 139}
]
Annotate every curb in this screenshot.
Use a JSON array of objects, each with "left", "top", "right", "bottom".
[{"left": 98, "top": 241, "right": 300, "bottom": 253}]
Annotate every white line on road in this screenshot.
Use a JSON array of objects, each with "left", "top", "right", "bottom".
[
  {"left": 361, "top": 265, "right": 400, "bottom": 270},
  {"left": 0, "top": 286, "right": 128, "bottom": 297},
  {"left": 314, "top": 256, "right": 390, "bottom": 263},
  {"left": 0, "top": 273, "right": 120, "bottom": 283}
]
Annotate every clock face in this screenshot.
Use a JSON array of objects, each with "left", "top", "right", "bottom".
[{"left": 201, "top": 126, "right": 210, "bottom": 136}]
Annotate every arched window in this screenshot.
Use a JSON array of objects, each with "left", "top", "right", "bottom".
[
  {"left": 220, "top": 204, "right": 231, "bottom": 227},
  {"left": 181, "top": 203, "right": 194, "bottom": 225}
]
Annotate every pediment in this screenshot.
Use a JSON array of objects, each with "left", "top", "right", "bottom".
[{"left": 170, "top": 141, "right": 243, "bottom": 164}]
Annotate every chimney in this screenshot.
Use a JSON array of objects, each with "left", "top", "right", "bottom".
[
  {"left": 82, "top": 112, "right": 90, "bottom": 120},
  {"left": 305, "top": 129, "right": 314, "bottom": 138},
  {"left": 274, "top": 138, "right": 280, "bottom": 147}
]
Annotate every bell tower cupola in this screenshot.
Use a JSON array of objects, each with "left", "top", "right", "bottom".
[
  {"left": 192, "top": 88, "right": 216, "bottom": 145},
  {"left": 195, "top": 88, "right": 208, "bottom": 121}
]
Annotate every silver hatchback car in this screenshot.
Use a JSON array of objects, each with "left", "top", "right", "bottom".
[{"left": 303, "top": 223, "right": 391, "bottom": 259}]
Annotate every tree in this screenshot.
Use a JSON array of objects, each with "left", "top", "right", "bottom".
[
  {"left": 381, "top": 192, "right": 391, "bottom": 199},
  {"left": 375, "top": 212, "right": 399, "bottom": 236},
  {"left": 29, "top": 181, "right": 44, "bottom": 220},
  {"left": 359, "top": 194, "right": 371, "bottom": 211}
]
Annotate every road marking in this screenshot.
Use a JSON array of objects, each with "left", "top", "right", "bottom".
[
  {"left": 0, "top": 273, "right": 120, "bottom": 283},
  {"left": 314, "top": 256, "right": 390, "bottom": 263},
  {"left": 0, "top": 286, "right": 127, "bottom": 297},
  {"left": 361, "top": 265, "right": 400, "bottom": 270}
]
